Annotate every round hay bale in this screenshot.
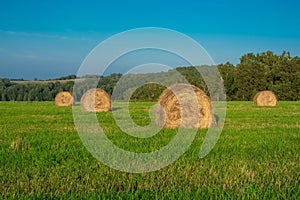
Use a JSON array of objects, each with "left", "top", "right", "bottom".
[
  {"left": 80, "top": 88, "right": 111, "bottom": 112},
  {"left": 253, "top": 90, "right": 278, "bottom": 106},
  {"left": 55, "top": 91, "right": 74, "bottom": 106},
  {"left": 156, "top": 84, "right": 216, "bottom": 129}
]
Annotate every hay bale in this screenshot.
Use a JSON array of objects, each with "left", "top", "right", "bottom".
[
  {"left": 80, "top": 88, "right": 111, "bottom": 112},
  {"left": 156, "top": 84, "right": 216, "bottom": 129},
  {"left": 55, "top": 91, "right": 74, "bottom": 106},
  {"left": 253, "top": 90, "right": 278, "bottom": 106}
]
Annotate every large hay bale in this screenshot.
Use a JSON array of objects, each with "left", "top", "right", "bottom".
[
  {"left": 253, "top": 90, "right": 278, "bottom": 106},
  {"left": 156, "top": 84, "right": 216, "bottom": 129},
  {"left": 55, "top": 91, "right": 74, "bottom": 106},
  {"left": 80, "top": 88, "right": 111, "bottom": 112}
]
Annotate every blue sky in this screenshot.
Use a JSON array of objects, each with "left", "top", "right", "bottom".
[{"left": 0, "top": 0, "right": 300, "bottom": 79}]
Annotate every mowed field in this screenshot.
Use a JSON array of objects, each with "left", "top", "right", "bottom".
[{"left": 0, "top": 101, "right": 299, "bottom": 199}]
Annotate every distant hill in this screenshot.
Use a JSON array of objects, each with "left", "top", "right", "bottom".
[
  {"left": 11, "top": 74, "right": 81, "bottom": 84},
  {"left": 11, "top": 79, "right": 77, "bottom": 85},
  {"left": 49, "top": 74, "right": 77, "bottom": 80}
]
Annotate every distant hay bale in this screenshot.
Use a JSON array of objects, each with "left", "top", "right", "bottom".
[
  {"left": 156, "top": 84, "right": 216, "bottom": 129},
  {"left": 253, "top": 90, "right": 278, "bottom": 106},
  {"left": 80, "top": 88, "right": 111, "bottom": 112},
  {"left": 55, "top": 91, "right": 74, "bottom": 106}
]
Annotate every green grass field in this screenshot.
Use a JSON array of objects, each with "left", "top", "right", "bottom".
[{"left": 0, "top": 101, "right": 299, "bottom": 199}]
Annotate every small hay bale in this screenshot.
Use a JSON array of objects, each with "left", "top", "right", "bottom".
[
  {"left": 55, "top": 91, "right": 74, "bottom": 106},
  {"left": 253, "top": 90, "right": 278, "bottom": 106},
  {"left": 80, "top": 88, "right": 111, "bottom": 112},
  {"left": 156, "top": 84, "right": 216, "bottom": 129}
]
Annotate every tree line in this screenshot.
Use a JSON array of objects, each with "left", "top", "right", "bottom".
[
  {"left": 0, "top": 80, "right": 74, "bottom": 101},
  {"left": 0, "top": 51, "right": 299, "bottom": 101}
]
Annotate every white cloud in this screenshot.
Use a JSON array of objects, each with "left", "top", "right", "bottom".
[
  {"left": 14, "top": 53, "right": 39, "bottom": 60},
  {"left": 0, "top": 29, "right": 97, "bottom": 42}
]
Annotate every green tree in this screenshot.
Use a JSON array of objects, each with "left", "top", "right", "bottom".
[
  {"left": 218, "top": 62, "right": 237, "bottom": 100},
  {"left": 236, "top": 52, "right": 271, "bottom": 100}
]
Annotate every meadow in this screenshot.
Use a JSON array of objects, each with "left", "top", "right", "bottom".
[{"left": 0, "top": 101, "right": 299, "bottom": 199}]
